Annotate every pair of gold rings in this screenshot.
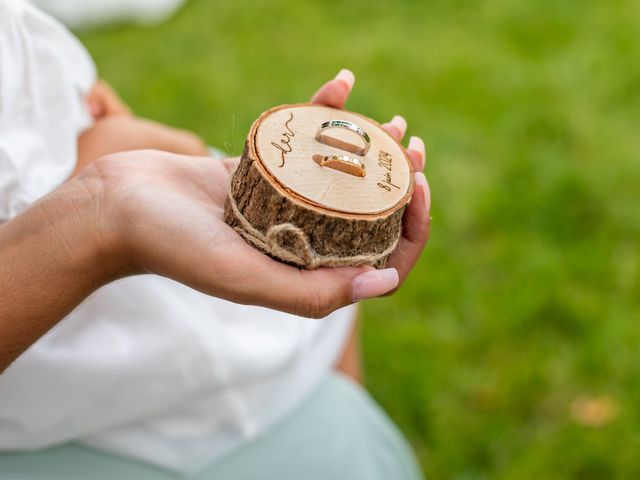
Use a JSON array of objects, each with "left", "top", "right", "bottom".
[{"left": 315, "top": 120, "right": 370, "bottom": 178}]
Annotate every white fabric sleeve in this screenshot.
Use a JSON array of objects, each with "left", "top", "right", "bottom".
[{"left": 0, "top": 0, "right": 96, "bottom": 221}]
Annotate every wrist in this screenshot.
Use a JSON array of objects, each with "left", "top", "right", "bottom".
[
  {"left": 0, "top": 166, "right": 132, "bottom": 370},
  {"left": 53, "top": 170, "right": 136, "bottom": 284}
]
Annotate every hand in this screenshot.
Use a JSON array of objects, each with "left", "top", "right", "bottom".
[
  {"left": 86, "top": 79, "right": 133, "bottom": 120},
  {"left": 84, "top": 70, "right": 429, "bottom": 318},
  {"left": 0, "top": 70, "right": 430, "bottom": 371},
  {"left": 311, "top": 69, "right": 430, "bottom": 292}
]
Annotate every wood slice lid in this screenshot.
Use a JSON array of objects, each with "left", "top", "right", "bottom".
[{"left": 249, "top": 103, "right": 414, "bottom": 218}]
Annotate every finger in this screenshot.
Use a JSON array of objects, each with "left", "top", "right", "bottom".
[
  {"left": 310, "top": 69, "right": 355, "bottom": 108},
  {"left": 406, "top": 136, "right": 426, "bottom": 171},
  {"left": 386, "top": 171, "right": 430, "bottom": 285},
  {"left": 403, "top": 172, "right": 431, "bottom": 244},
  {"left": 213, "top": 239, "right": 399, "bottom": 318},
  {"left": 351, "top": 268, "right": 399, "bottom": 302},
  {"left": 104, "top": 93, "right": 133, "bottom": 117},
  {"left": 381, "top": 115, "right": 407, "bottom": 141},
  {"left": 220, "top": 156, "right": 240, "bottom": 173},
  {"left": 87, "top": 98, "right": 104, "bottom": 119},
  {"left": 98, "top": 81, "right": 133, "bottom": 117}
]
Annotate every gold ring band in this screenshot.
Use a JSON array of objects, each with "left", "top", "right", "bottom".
[{"left": 319, "top": 154, "right": 367, "bottom": 177}]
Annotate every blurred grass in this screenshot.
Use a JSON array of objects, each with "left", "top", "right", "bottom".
[{"left": 79, "top": 1, "right": 640, "bottom": 478}]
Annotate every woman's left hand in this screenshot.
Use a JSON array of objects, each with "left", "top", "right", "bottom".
[{"left": 87, "top": 79, "right": 133, "bottom": 120}]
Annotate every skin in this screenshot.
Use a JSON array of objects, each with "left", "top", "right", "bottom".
[
  {"left": 335, "top": 314, "right": 364, "bottom": 383},
  {"left": 0, "top": 71, "right": 430, "bottom": 373},
  {"left": 86, "top": 79, "right": 133, "bottom": 119},
  {"left": 75, "top": 116, "right": 209, "bottom": 175}
]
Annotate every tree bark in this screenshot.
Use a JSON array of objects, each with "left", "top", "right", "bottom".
[{"left": 225, "top": 142, "right": 405, "bottom": 269}]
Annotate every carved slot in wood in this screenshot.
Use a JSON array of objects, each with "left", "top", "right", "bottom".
[
  {"left": 312, "top": 154, "right": 366, "bottom": 178},
  {"left": 315, "top": 134, "right": 364, "bottom": 156}
]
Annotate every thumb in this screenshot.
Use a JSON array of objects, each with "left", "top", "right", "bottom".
[
  {"left": 222, "top": 247, "right": 399, "bottom": 318},
  {"left": 310, "top": 69, "right": 355, "bottom": 109},
  {"left": 87, "top": 97, "right": 104, "bottom": 119}
]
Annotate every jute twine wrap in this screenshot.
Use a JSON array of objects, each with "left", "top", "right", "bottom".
[{"left": 227, "top": 195, "right": 400, "bottom": 269}]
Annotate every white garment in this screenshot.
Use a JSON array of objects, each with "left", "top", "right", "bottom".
[
  {"left": 30, "top": 0, "right": 186, "bottom": 28},
  {"left": 0, "top": 0, "right": 355, "bottom": 474},
  {"left": 0, "top": 0, "right": 95, "bottom": 221}
]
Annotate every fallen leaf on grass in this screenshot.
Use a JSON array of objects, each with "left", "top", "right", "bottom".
[{"left": 570, "top": 395, "right": 618, "bottom": 427}]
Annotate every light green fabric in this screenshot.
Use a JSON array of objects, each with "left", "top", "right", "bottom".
[{"left": 0, "top": 374, "right": 423, "bottom": 480}]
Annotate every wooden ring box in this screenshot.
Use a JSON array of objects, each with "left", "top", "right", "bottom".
[{"left": 224, "top": 103, "right": 414, "bottom": 269}]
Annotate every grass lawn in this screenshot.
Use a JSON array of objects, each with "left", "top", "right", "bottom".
[{"left": 80, "top": 1, "right": 640, "bottom": 478}]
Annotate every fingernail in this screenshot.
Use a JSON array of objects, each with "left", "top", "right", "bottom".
[
  {"left": 408, "top": 136, "right": 426, "bottom": 170},
  {"left": 414, "top": 171, "right": 430, "bottom": 212},
  {"left": 351, "top": 268, "right": 399, "bottom": 302},
  {"left": 391, "top": 115, "right": 407, "bottom": 134},
  {"left": 408, "top": 136, "right": 422, "bottom": 151},
  {"left": 335, "top": 69, "right": 355, "bottom": 89}
]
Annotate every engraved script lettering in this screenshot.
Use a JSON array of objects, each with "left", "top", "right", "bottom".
[
  {"left": 376, "top": 150, "right": 400, "bottom": 191},
  {"left": 271, "top": 112, "right": 295, "bottom": 167}
]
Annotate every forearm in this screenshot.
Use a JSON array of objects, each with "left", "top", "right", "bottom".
[
  {"left": 0, "top": 178, "right": 120, "bottom": 371},
  {"left": 335, "top": 309, "right": 363, "bottom": 383},
  {"left": 75, "top": 116, "right": 207, "bottom": 175}
]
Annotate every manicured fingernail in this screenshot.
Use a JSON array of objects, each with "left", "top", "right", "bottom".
[
  {"left": 408, "top": 136, "right": 422, "bottom": 151},
  {"left": 391, "top": 115, "right": 407, "bottom": 135},
  {"left": 335, "top": 69, "right": 355, "bottom": 89},
  {"left": 408, "top": 136, "right": 426, "bottom": 170},
  {"left": 414, "top": 171, "right": 430, "bottom": 212},
  {"left": 352, "top": 268, "right": 399, "bottom": 301}
]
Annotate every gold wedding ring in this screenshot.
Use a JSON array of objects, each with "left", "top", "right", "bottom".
[
  {"left": 319, "top": 154, "right": 367, "bottom": 177},
  {"left": 315, "top": 120, "right": 371, "bottom": 156}
]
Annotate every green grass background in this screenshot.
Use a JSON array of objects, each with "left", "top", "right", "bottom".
[{"left": 80, "top": 1, "right": 640, "bottom": 478}]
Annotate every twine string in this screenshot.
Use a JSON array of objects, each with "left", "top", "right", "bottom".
[{"left": 227, "top": 195, "right": 400, "bottom": 269}]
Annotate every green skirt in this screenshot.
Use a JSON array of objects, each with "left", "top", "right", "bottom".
[{"left": 0, "top": 374, "right": 423, "bottom": 480}]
